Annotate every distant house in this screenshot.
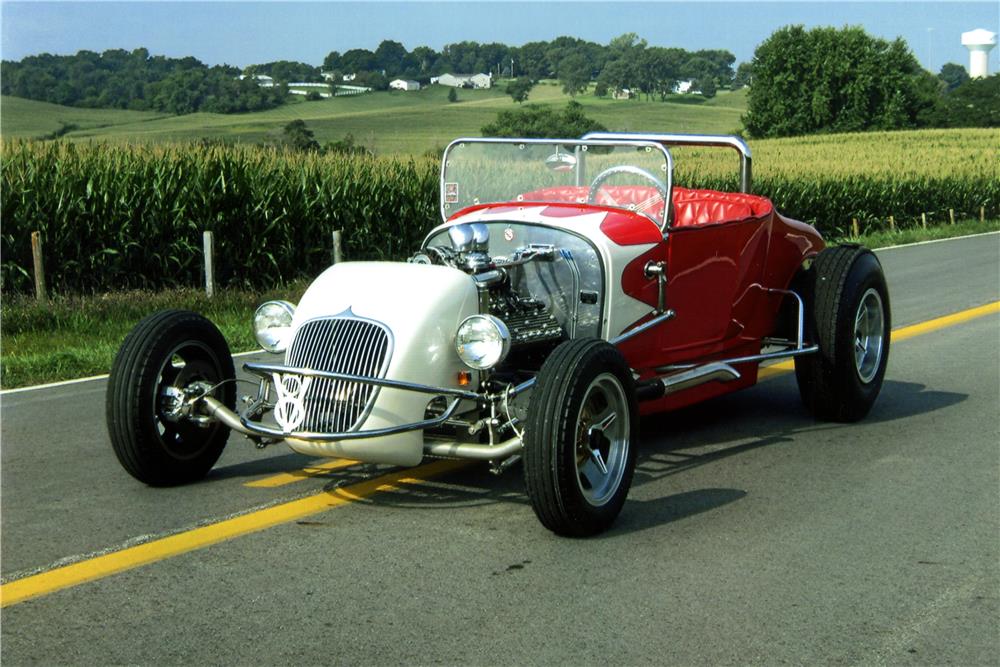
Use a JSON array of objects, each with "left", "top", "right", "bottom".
[
  {"left": 321, "top": 71, "right": 337, "bottom": 82},
  {"left": 673, "top": 80, "right": 697, "bottom": 94},
  {"left": 612, "top": 88, "right": 634, "bottom": 100},
  {"left": 342, "top": 73, "right": 357, "bottom": 82},
  {"left": 431, "top": 73, "right": 492, "bottom": 89},
  {"left": 238, "top": 74, "right": 275, "bottom": 88},
  {"left": 390, "top": 79, "right": 421, "bottom": 91}
]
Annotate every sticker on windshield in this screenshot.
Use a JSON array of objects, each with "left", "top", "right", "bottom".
[{"left": 444, "top": 182, "right": 459, "bottom": 204}]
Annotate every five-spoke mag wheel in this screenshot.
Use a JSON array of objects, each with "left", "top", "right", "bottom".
[{"left": 524, "top": 338, "right": 638, "bottom": 537}]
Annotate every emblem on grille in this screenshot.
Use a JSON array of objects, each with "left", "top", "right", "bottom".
[{"left": 272, "top": 373, "right": 313, "bottom": 433}]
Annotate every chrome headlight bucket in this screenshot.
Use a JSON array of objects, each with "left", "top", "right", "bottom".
[
  {"left": 253, "top": 300, "right": 296, "bottom": 353},
  {"left": 455, "top": 315, "right": 511, "bottom": 370}
]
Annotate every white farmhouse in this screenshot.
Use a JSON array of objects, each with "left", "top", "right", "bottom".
[
  {"left": 390, "top": 79, "right": 421, "bottom": 91},
  {"left": 673, "top": 80, "right": 695, "bottom": 94},
  {"left": 431, "top": 73, "right": 492, "bottom": 89}
]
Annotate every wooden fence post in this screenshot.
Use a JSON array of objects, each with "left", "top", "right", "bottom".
[
  {"left": 332, "top": 230, "right": 344, "bottom": 264},
  {"left": 31, "top": 231, "right": 47, "bottom": 302},
  {"left": 851, "top": 218, "right": 859, "bottom": 238},
  {"left": 888, "top": 215, "right": 895, "bottom": 231},
  {"left": 921, "top": 213, "right": 927, "bottom": 230},
  {"left": 949, "top": 208, "right": 955, "bottom": 226},
  {"left": 203, "top": 231, "right": 215, "bottom": 298},
  {"left": 982, "top": 206, "right": 986, "bottom": 223}
]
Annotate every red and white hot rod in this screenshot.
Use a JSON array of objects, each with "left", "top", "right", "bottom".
[{"left": 107, "top": 132, "right": 890, "bottom": 536}]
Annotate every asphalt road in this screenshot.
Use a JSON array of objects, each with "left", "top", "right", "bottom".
[{"left": 2, "top": 233, "right": 998, "bottom": 665}]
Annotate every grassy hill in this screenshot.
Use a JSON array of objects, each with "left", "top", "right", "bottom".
[
  {"left": 0, "top": 96, "right": 170, "bottom": 139},
  {"left": 1, "top": 85, "right": 747, "bottom": 155}
]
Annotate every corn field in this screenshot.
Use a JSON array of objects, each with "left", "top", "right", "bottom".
[
  {"left": 1, "top": 141, "right": 439, "bottom": 293},
  {"left": 2, "top": 129, "right": 997, "bottom": 295}
]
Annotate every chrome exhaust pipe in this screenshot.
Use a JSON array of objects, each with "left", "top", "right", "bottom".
[
  {"left": 635, "top": 362, "right": 741, "bottom": 402},
  {"left": 200, "top": 396, "right": 255, "bottom": 435},
  {"left": 424, "top": 436, "right": 522, "bottom": 461}
]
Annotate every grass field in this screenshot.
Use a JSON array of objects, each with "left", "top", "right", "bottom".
[
  {"left": 1, "top": 85, "right": 748, "bottom": 155},
  {"left": 0, "top": 96, "right": 170, "bottom": 138},
  {"left": 3, "top": 221, "right": 996, "bottom": 389}
]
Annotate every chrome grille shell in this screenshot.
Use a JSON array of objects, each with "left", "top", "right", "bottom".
[{"left": 285, "top": 316, "right": 392, "bottom": 433}]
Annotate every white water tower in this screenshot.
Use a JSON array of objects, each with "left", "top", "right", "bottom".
[{"left": 961, "top": 28, "right": 997, "bottom": 78}]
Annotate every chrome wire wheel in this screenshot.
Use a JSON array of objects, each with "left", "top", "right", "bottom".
[
  {"left": 854, "top": 287, "right": 885, "bottom": 384},
  {"left": 574, "top": 373, "right": 630, "bottom": 507}
]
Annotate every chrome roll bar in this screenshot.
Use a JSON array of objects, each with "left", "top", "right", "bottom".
[{"left": 581, "top": 132, "right": 753, "bottom": 194}]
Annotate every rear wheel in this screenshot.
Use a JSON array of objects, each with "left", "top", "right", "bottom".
[
  {"left": 795, "top": 246, "right": 891, "bottom": 422},
  {"left": 523, "top": 338, "right": 638, "bottom": 537},
  {"left": 106, "top": 310, "right": 236, "bottom": 485}
]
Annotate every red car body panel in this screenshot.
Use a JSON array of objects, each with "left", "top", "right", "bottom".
[{"left": 450, "top": 185, "right": 824, "bottom": 415}]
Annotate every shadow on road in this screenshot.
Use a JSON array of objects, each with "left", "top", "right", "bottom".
[{"left": 206, "top": 376, "right": 967, "bottom": 529}]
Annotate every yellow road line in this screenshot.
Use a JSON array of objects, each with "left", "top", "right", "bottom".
[
  {"left": 758, "top": 300, "right": 1000, "bottom": 381},
  {"left": 3, "top": 301, "right": 997, "bottom": 608},
  {"left": 891, "top": 301, "right": 999, "bottom": 342},
  {"left": 0, "top": 459, "right": 468, "bottom": 608},
  {"left": 244, "top": 458, "right": 359, "bottom": 488}
]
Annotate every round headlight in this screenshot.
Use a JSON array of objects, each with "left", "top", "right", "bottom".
[
  {"left": 253, "top": 301, "right": 296, "bottom": 353},
  {"left": 455, "top": 315, "right": 511, "bottom": 370}
]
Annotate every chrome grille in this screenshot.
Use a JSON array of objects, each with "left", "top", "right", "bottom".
[{"left": 285, "top": 317, "right": 391, "bottom": 433}]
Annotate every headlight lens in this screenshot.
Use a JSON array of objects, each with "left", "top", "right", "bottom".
[
  {"left": 455, "top": 315, "right": 511, "bottom": 370},
  {"left": 253, "top": 301, "right": 296, "bottom": 353}
]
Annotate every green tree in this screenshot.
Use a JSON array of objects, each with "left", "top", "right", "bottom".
[
  {"left": 481, "top": 101, "right": 607, "bottom": 138},
  {"left": 340, "top": 48, "right": 378, "bottom": 74},
  {"left": 506, "top": 76, "right": 534, "bottom": 103},
  {"left": 558, "top": 53, "right": 591, "bottom": 96},
  {"left": 375, "top": 40, "right": 408, "bottom": 76},
  {"left": 447, "top": 87, "right": 458, "bottom": 103},
  {"left": 323, "top": 132, "right": 373, "bottom": 156},
  {"left": 938, "top": 62, "right": 970, "bottom": 92},
  {"left": 733, "top": 62, "right": 753, "bottom": 89},
  {"left": 696, "top": 77, "right": 717, "bottom": 98},
  {"left": 282, "top": 119, "right": 320, "bottom": 152},
  {"left": 322, "top": 51, "right": 341, "bottom": 72},
  {"left": 924, "top": 74, "right": 1000, "bottom": 127},
  {"left": 743, "top": 25, "right": 939, "bottom": 138}
]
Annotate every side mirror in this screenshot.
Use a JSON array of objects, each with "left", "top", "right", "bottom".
[{"left": 544, "top": 151, "right": 577, "bottom": 172}]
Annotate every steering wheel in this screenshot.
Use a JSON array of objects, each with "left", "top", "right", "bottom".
[{"left": 587, "top": 165, "right": 668, "bottom": 209}]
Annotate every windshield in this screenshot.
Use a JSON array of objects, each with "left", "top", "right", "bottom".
[{"left": 440, "top": 139, "right": 674, "bottom": 227}]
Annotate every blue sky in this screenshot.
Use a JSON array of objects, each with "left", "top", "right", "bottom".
[{"left": 2, "top": 1, "right": 998, "bottom": 74}]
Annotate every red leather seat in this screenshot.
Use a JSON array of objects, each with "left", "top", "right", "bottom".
[{"left": 518, "top": 185, "right": 772, "bottom": 227}]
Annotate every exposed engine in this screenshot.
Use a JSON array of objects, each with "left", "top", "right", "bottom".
[{"left": 409, "top": 222, "right": 566, "bottom": 364}]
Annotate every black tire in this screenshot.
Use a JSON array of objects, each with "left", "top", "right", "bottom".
[
  {"left": 795, "top": 245, "right": 891, "bottom": 422},
  {"left": 523, "top": 338, "right": 638, "bottom": 537},
  {"left": 106, "top": 310, "right": 236, "bottom": 486}
]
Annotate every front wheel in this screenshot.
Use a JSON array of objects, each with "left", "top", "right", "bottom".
[
  {"left": 106, "top": 310, "right": 236, "bottom": 485},
  {"left": 523, "top": 338, "right": 638, "bottom": 537},
  {"left": 795, "top": 246, "right": 891, "bottom": 422}
]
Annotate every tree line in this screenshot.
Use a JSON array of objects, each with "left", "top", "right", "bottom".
[
  {"left": 2, "top": 28, "right": 995, "bottom": 136},
  {"left": 0, "top": 49, "right": 287, "bottom": 114},
  {"left": 0, "top": 34, "right": 737, "bottom": 113},
  {"left": 321, "top": 33, "right": 735, "bottom": 98}
]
